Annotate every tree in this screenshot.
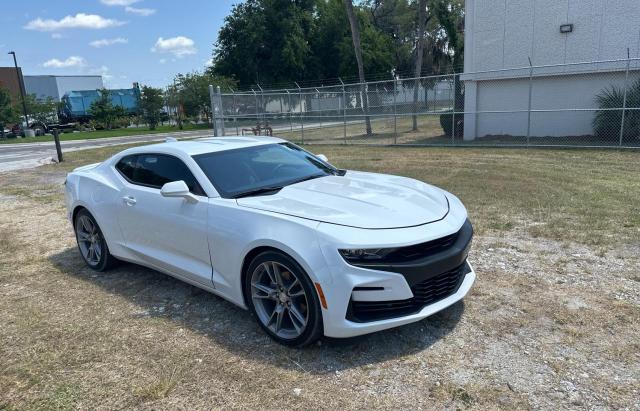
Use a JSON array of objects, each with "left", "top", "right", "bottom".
[
  {"left": 212, "top": 0, "right": 315, "bottom": 87},
  {"left": 165, "top": 83, "right": 183, "bottom": 129},
  {"left": 88, "top": 89, "right": 126, "bottom": 130},
  {"left": 344, "top": 0, "right": 373, "bottom": 136},
  {"left": 24, "top": 94, "right": 58, "bottom": 125},
  {"left": 139, "top": 86, "right": 164, "bottom": 130},
  {"left": 0, "top": 87, "right": 19, "bottom": 138},
  {"left": 175, "top": 71, "right": 237, "bottom": 124}
]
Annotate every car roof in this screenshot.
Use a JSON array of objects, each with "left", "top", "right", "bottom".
[{"left": 119, "top": 135, "right": 286, "bottom": 157}]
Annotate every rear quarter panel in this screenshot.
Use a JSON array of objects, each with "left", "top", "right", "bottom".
[{"left": 65, "top": 164, "right": 126, "bottom": 256}]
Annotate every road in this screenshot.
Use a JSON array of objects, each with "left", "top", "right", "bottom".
[
  {"left": 0, "top": 120, "right": 353, "bottom": 172},
  {"left": 0, "top": 129, "right": 216, "bottom": 172}
]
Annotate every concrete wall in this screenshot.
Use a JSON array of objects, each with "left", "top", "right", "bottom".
[
  {"left": 463, "top": 0, "right": 640, "bottom": 139},
  {"left": 466, "top": 71, "right": 640, "bottom": 138},
  {"left": 24, "top": 75, "right": 103, "bottom": 101}
]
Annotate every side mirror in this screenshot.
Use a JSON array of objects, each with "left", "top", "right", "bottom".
[
  {"left": 160, "top": 180, "right": 198, "bottom": 203},
  {"left": 316, "top": 154, "right": 328, "bottom": 162}
]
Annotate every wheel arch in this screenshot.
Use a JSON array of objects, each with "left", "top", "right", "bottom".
[
  {"left": 71, "top": 204, "right": 88, "bottom": 224},
  {"left": 240, "top": 245, "right": 311, "bottom": 308}
]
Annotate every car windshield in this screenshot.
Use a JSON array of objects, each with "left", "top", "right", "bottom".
[{"left": 193, "top": 142, "right": 340, "bottom": 198}]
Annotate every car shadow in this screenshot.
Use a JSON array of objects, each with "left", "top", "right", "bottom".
[{"left": 49, "top": 247, "right": 465, "bottom": 375}]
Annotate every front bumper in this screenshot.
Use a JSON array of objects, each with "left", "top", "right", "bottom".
[
  {"left": 316, "top": 208, "right": 475, "bottom": 338},
  {"left": 322, "top": 261, "right": 475, "bottom": 338}
]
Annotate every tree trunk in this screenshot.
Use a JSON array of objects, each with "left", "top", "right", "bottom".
[
  {"left": 412, "top": 0, "right": 427, "bottom": 131},
  {"left": 344, "top": 0, "right": 372, "bottom": 136}
]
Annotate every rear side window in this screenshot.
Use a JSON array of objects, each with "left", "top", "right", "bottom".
[
  {"left": 116, "top": 154, "right": 205, "bottom": 196},
  {"left": 115, "top": 155, "right": 138, "bottom": 180}
]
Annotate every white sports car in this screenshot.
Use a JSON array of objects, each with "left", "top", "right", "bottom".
[{"left": 65, "top": 136, "right": 475, "bottom": 346}]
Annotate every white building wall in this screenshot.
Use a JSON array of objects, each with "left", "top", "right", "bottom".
[{"left": 463, "top": 0, "right": 640, "bottom": 139}]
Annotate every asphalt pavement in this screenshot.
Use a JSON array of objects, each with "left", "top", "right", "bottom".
[{"left": 0, "top": 129, "right": 215, "bottom": 172}]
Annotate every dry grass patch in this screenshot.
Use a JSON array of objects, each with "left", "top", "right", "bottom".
[{"left": 0, "top": 144, "right": 638, "bottom": 409}]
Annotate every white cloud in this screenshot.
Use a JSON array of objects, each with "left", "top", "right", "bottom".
[
  {"left": 125, "top": 6, "right": 156, "bottom": 16},
  {"left": 43, "top": 56, "right": 87, "bottom": 68},
  {"left": 204, "top": 58, "right": 214, "bottom": 68},
  {"left": 25, "top": 13, "right": 125, "bottom": 31},
  {"left": 151, "top": 36, "right": 196, "bottom": 58},
  {"left": 51, "top": 33, "right": 64, "bottom": 39},
  {"left": 159, "top": 58, "right": 167, "bottom": 64},
  {"left": 101, "top": 0, "right": 140, "bottom": 5},
  {"left": 93, "top": 66, "right": 113, "bottom": 81},
  {"left": 90, "top": 37, "right": 128, "bottom": 48}
]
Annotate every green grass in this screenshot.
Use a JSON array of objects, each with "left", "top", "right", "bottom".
[
  {"left": 0, "top": 123, "right": 211, "bottom": 145},
  {"left": 6, "top": 143, "right": 638, "bottom": 248}
]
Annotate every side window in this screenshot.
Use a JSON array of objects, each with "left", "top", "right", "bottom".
[
  {"left": 119, "top": 154, "right": 205, "bottom": 196},
  {"left": 115, "top": 155, "right": 138, "bottom": 181}
]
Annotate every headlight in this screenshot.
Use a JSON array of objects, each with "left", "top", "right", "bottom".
[{"left": 339, "top": 248, "right": 399, "bottom": 262}]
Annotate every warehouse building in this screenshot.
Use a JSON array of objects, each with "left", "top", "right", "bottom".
[
  {"left": 462, "top": 0, "right": 640, "bottom": 140},
  {"left": 0, "top": 67, "right": 26, "bottom": 102},
  {"left": 23, "top": 75, "right": 104, "bottom": 101}
]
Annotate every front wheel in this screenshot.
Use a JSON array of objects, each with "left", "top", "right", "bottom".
[
  {"left": 245, "top": 251, "right": 323, "bottom": 347},
  {"left": 74, "top": 209, "right": 117, "bottom": 271}
]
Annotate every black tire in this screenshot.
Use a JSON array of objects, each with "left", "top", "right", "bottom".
[
  {"left": 74, "top": 209, "right": 118, "bottom": 271},
  {"left": 33, "top": 126, "right": 45, "bottom": 136},
  {"left": 244, "top": 250, "right": 323, "bottom": 347}
]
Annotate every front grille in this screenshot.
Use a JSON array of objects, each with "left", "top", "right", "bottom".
[
  {"left": 347, "top": 263, "right": 468, "bottom": 323},
  {"left": 387, "top": 232, "right": 458, "bottom": 262}
]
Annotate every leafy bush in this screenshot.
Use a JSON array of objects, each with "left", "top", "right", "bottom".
[{"left": 593, "top": 78, "right": 640, "bottom": 141}]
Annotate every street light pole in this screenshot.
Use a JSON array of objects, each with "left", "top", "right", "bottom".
[{"left": 8, "top": 51, "right": 29, "bottom": 128}]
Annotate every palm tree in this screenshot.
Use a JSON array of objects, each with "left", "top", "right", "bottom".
[
  {"left": 412, "top": 0, "right": 430, "bottom": 131},
  {"left": 344, "top": 0, "right": 372, "bottom": 136}
]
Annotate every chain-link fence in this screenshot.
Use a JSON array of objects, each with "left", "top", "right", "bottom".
[{"left": 210, "top": 57, "right": 640, "bottom": 148}]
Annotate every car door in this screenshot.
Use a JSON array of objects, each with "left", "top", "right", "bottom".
[{"left": 115, "top": 153, "right": 213, "bottom": 287}]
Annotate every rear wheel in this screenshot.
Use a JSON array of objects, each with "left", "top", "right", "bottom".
[
  {"left": 245, "top": 251, "right": 323, "bottom": 347},
  {"left": 74, "top": 209, "right": 117, "bottom": 271}
]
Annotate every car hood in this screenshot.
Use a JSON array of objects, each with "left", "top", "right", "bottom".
[{"left": 236, "top": 171, "right": 449, "bottom": 229}]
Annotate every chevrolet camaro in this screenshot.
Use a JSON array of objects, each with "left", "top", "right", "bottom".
[{"left": 65, "top": 136, "right": 475, "bottom": 346}]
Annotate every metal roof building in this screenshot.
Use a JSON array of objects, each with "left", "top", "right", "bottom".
[{"left": 23, "top": 75, "right": 104, "bottom": 101}]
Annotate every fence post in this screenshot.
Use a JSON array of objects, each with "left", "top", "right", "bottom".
[
  {"left": 257, "top": 84, "right": 264, "bottom": 125},
  {"left": 526, "top": 57, "right": 533, "bottom": 147},
  {"left": 209, "top": 85, "right": 218, "bottom": 137},
  {"left": 232, "top": 90, "right": 239, "bottom": 135},
  {"left": 295, "top": 82, "right": 304, "bottom": 144},
  {"left": 619, "top": 48, "right": 631, "bottom": 146},
  {"left": 451, "top": 73, "right": 456, "bottom": 145},
  {"left": 286, "top": 90, "right": 293, "bottom": 133},
  {"left": 339, "top": 78, "right": 347, "bottom": 144},
  {"left": 315, "top": 88, "right": 322, "bottom": 129},
  {"left": 52, "top": 128, "right": 63, "bottom": 162},
  {"left": 393, "top": 76, "right": 398, "bottom": 144},
  {"left": 217, "top": 86, "right": 225, "bottom": 136},
  {"left": 252, "top": 88, "right": 259, "bottom": 128}
]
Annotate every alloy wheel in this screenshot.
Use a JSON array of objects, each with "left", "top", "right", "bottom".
[
  {"left": 76, "top": 215, "right": 102, "bottom": 266},
  {"left": 250, "top": 261, "right": 309, "bottom": 339}
]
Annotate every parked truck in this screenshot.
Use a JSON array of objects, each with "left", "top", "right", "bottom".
[
  {"left": 58, "top": 86, "right": 141, "bottom": 123},
  {"left": 4, "top": 86, "right": 142, "bottom": 137}
]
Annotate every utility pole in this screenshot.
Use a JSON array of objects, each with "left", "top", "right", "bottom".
[{"left": 8, "top": 51, "right": 29, "bottom": 128}]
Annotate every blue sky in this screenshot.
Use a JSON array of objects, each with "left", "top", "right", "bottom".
[{"left": 0, "top": 0, "right": 239, "bottom": 88}]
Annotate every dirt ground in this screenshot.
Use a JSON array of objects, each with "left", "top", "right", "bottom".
[{"left": 0, "top": 145, "right": 638, "bottom": 410}]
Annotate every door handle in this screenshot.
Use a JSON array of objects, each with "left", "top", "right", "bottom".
[{"left": 122, "top": 196, "right": 137, "bottom": 206}]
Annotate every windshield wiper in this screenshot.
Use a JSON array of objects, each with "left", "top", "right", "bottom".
[
  {"left": 286, "top": 173, "right": 327, "bottom": 186},
  {"left": 233, "top": 174, "right": 328, "bottom": 199},
  {"left": 233, "top": 186, "right": 283, "bottom": 199}
]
